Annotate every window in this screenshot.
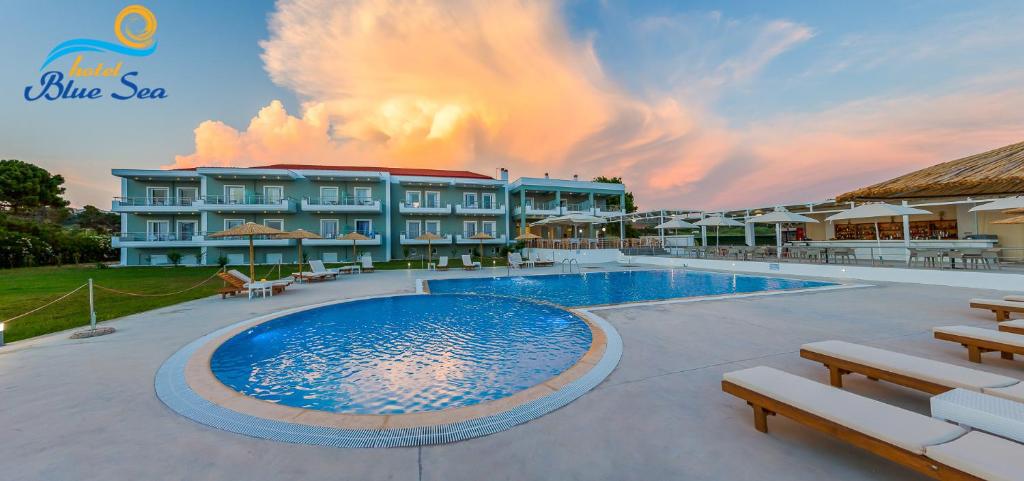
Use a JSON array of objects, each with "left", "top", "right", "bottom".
[
  {"left": 354, "top": 219, "right": 372, "bottom": 236},
  {"left": 424, "top": 191, "right": 440, "bottom": 208},
  {"left": 225, "top": 185, "right": 245, "bottom": 204},
  {"left": 176, "top": 187, "right": 197, "bottom": 205},
  {"left": 320, "top": 219, "right": 339, "bottom": 239},
  {"left": 177, "top": 220, "right": 198, "bottom": 239},
  {"left": 481, "top": 192, "right": 496, "bottom": 209},
  {"left": 463, "top": 192, "right": 478, "bottom": 208},
  {"left": 406, "top": 220, "right": 422, "bottom": 238},
  {"left": 425, "top": 220, "right": 441, "bottom": 235},
  {"left": 482, "top": 221, "right": 496, "bottom": 236},
  {"left": 526, "top": 196, "right": 535, "bottom": 208},
  {"left": 463, "top": 220, "right": 478, "bottom": 237},
  {"left": 264, "top": 219, "right": 284, "bottom": 231},
  {"left": 320, "top": 186, "right": 339, "bottom": 204},
  {"left": 263, "top": 186, "right": 284, "bottom": 204},
  {"left": 147, "top": 187, "right": 169, "bottom": 206},
  {"left": 147, "top": 220, "right": 169, "bottom": 241},
  {"left": 224, "top": 218, "right": 244, "bottom": 230},
  {"left": 354, "top": 187, "right": 372, "bottom": 204},
  {"left": 405, "top": 191, "right": 422, "bottom": 207}
]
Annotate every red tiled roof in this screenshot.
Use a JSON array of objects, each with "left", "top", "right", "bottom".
[{"left": 172, "top": 164, "right": 493, "bottom": 180}]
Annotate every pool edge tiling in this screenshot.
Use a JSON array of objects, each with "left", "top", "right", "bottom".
[{"left": 154, "top": 294, "right": 622, "bottom": 448}]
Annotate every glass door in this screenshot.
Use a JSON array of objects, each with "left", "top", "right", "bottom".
[
  {"left": 264, "top": 186, "right": 284, "bottom": 204},
  {"left": 320, "top": 219, "right": 339, "bottom": 239},
  {"left": 481, "top": 193, "right": 495, "bottom": 209},
  {"left": 147, "top": 220, "right": 169, "bottom": 241},
  {"left": 407, "top": 220, "right": 422, "bottom": 239},
  {"left": 147, "top": 187, "right": 169, "bottom": 206},
  {"left": 177, "top": 220, "right": 198, "bottom": 240},
  {"left": 176, "top": 187, "right": 198, "bottom": 206},
  {"left": 355, "top": 219, "right": 372, "bottom": 236},
  {"left": 225, "top": 186, "right": 245, "bottom": 204}
]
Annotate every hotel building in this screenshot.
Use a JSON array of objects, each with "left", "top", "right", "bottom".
[{"left": 110, "top": 165, "right": 626, "bottom": 266}]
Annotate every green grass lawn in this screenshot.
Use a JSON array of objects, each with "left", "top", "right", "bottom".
[{"left": 0, "top": 257, "right": 508, "bottom": 343}]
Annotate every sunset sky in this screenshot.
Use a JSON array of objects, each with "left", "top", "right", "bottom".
[{"left": 3, "top": 0, "right": 1023, "bottom": 211}]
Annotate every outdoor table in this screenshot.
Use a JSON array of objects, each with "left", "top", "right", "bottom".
[
  {"left": 247, "top": 281, "right": 273, "bottom": 300},
  {"left": 931, "top": 388, "right": 1024, "bottom": 443}
]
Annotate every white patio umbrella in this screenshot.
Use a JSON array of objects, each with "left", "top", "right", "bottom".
[
  {"left": 693, "top": 214, "right": 743, "bottom": 248},
  {"left": 825, "top": 202, "right": 931, "bottom": 263},
  {"left": 747, "top": 208, "right": 819, "bottom": 259},
  {"left": 654, "top": 217, "right": 698, "bottom": 230},
  {"left": 968, "top": 196, "right": 1024, "bottom": 212}
]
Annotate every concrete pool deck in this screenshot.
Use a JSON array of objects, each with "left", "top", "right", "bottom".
[{"left": 0, "top": 263, "right": 1020, "bottom": 480}]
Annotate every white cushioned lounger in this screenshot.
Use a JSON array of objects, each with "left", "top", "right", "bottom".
[
  {"left": 999, "top": 318, "right": 1024, "bottom": 335},
  {"left": 925, "top": 431, "right": 1024, "bottom": 481},
  {"left": 1004, "top": 295, "right": 1024, "bottom": 303},
  {"left": 970, "top": 298, "right": 1024, "bottom": 321},
  {"left": 801, "top": 340, "right": 1018, "bottom": 393},
  {"left": 934, "top": 325, "right": 1024, "bottom": 363}
]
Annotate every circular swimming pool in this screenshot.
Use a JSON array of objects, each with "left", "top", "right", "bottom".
[{"left": 209, "top": 294, "right": 593, "bottom": 414}]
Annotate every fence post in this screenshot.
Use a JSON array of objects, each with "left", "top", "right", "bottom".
[
  {"left": 89, "top": 278, "right": 97, "bottom": 331},
  {"left": 0, "top": 321, "right": 5, "bottom": 347}
]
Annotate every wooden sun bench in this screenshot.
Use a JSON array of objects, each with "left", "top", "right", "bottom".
[
  {"left": 216, "top": 272, "right": 288, "bottom": 298},
  {"left": 291, "top": 271, "right": 333, "bottom": 282},
  {"left": 800, "top": 340, "right": 1021, "bottom": 399},
  {"left": 934, "top": 325, "right": 1024, "bottom": 363},
  {"left": 970, "top": 298, "right": 1024, "bottom": 321},
  {"left": 999, "top": 318, "right": 1024, "bottom": 335},
  {"left": 722, "top": 366, "right": 1024, "bottom": 480}
]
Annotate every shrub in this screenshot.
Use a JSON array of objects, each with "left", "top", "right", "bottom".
[
  {"left": 167, "top": 252, "right": 183, "bottom": 266},
  {"left": 216, "top": 255, "right": 229, "bottom": 268}
]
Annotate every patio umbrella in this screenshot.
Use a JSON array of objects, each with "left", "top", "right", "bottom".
[
  {"left": 338, "top": 231, "right": 370, "bottom": 263},
  {"left": 415, "top": 231, "right": 443, "bottom": 265},
  {"left": 693, "top": 215, "right": 743, "bottom": 248},
  {"left": 207, "top": 222, "right": 284, "bottom": 281},
  {"left": 825, "top": 202, "right": 930, "bottom": 262},
  {"left": 515, "top": 231, "right": 541, "bottom": 255},
  {"left": 654, "top": 217, "right": 698, "bottom": 230},
  {"left": 993, "top": 215, "right": 1024, "bottom": 224},
  {"left": 969, "top": 196, "right": 1024, "bottom": 212},
  {"left": 275, "top": 229, "right": 322, "bottom": 278},
  {"left": 747, "top": 208, "right": 819, "bottom": 259},
  {"left": 469, "top": 232, "right": 495, "bottom": 261}
]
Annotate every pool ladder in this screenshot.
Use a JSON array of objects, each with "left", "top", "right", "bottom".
[{"left": 561, "top": 258, "right": 580, "bottom": 274}]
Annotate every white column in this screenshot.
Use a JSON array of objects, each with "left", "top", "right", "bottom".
[
  {"left": 744, "top": 210, "right": 755, "bottom": 246},
  {"left": 385, "top": 175, "right": 393, "bottom": 262},
  {"left": 658, "top": 210, "right": 665, "bottom": 246},
  {"left": 700, "top": 212, "right": 707, "bottom": 246},
  {"left": 775, "top": 223, "right": 782, "bottom": 259},
  {"left": 902, "top": 200, "right": 912, "bottom": 265}
]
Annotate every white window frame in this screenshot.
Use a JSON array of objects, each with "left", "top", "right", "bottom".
[
  {"left": 263, "top": 185, "right": 284, "bottom": 204},
  {"left": 176, "top": 220, "right": 199, "bottom": 239},
  {"left": 424, "top": 190, "right": 441, "bottom": 208},
  {"left": 463, "top": 192, "right": 478, "bottom": 208},
  {"left": 146, "top": 220, "right": 169, "bottom": 240},
  {"left": 354, "top": 218, "right": 373, "bottom": 236},
  {"left": 223, "top": 218, "right": 244, "bottom": 230},
  {"left": 353, "top": 186, "right": 372, "bottom": 203},
  {"left": 146, "top": 186, "right": 170, "bottom": 205},
  {"left": 526, "top": 196, "right": 535, "bottom": 208},
  {"left": 263, "top": 218, "right": 284, "bottom": 231},
  {"left": 320, "top": 218, "right": 340, "bottom": 239},
  {"left": 482, "top": 220, "right": 497, "bottom": 236},
  {"left": 463, "top": 220, "right": 478, "bottom": 237},
  {"left": 406, "top": 220, "right": 423, "bottom": 238},
  {"left": 405, "top": 190, "right": 422, "bottom": 207},
  {"left": 481, "top": 192, "right": 496, "bottom": 209},
  {"left": 424, "top": 220, "right": 441, "bottom": 235},
  {"left": 224, "top": 185, "right": 245, "bottom": 204},
  {"left": 175, "top": 186, "right": 197, "bottom": 205},
  {"left": 319, "top": 186, "right": 340, "bottom": 204}
]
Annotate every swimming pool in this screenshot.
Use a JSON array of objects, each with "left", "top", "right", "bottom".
[
  {"left": 210, "top": 294, "right": 593, "bottom": 415},
  {"left": 426, "top": 269, "right": 835, "bottom": 307}
]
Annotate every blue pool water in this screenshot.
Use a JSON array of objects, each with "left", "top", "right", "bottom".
[
  {"left": 427, "top": 269, "right": 834, "bottom": 307},
  {"left": 210, "top": 294, "right": 591, "bottom": 414}
]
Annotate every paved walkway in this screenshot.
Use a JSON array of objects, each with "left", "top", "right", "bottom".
[{"left": 0, "top": 265, "right": 1017, "bottom": 480}]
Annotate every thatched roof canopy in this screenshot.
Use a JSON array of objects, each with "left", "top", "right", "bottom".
[{"left": 837, "top": 141, "right": 1024, "bottom": 202}]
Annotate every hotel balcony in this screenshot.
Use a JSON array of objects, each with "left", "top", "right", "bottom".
[
  {"left": 563, "top": 202, "right": 593, "bottom": 215},
  {"left": 399, "top": 232, "right": 454, "bottom": 245},
  {"left": 455, "top": 233, "right": 506, "bottom": 244},
  {"left": 398, "top": 201, "right": 452, "bottom": 215},
  {"left": 514, "top": 202, "right": 561, "bottom": 217},
  {"left": 303, "top": 232, "right": 382, "bottom": 246},
  {"left": 201, "top": 233, "right": 291, "bottom": 247},
  {"left": 194, "top": 195, "right": 295, "bottom": 213},
  {"left": 112, "top": 232, "right": 204, "bottom": 248},
  {"left": 111, "top": 197, "right": 200, "bottom": 214},
  {"left": 455, "top": 203, "right": 506, "bottom": 216},
  {"left": 301, "top": 196, "right": 382, "bottom": 213},
  {"left": 594, "top": 205, "right": 623, "bottom": 217}
]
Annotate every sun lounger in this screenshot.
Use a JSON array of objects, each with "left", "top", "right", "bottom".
[
  {"left": 307, "top": 260, "right": 341, "bottom": 280},
  {"left": 360, "top": 255, "right": 375, "bottom": 272},
  {"left": 218, "top": 270, "right": 289, "bottom": 298},
  {"left": 1005, "top": 295, "right": 1024, "bottom": 303},
  {"left": 934, "top": 325, "right": 1024, "bottom": 363},
  {"left": 801, "top": 340, "right": 1019, "bottom": 395},
  {"left": 461, "top": 254, "right": 481, "bottom": 270},
  {"left": 228, "top": 270, "right": 292, "bottom": 291},
  {"left": 999, "top": 318, "right": 1024, "bottom": 335},
  {"left": 435, "top": 256, "right": 449, "bottom": 271},
  {"left": 530, "top": 252, "right": 554, "bottom": 267},
  {"left": 970, "top": 298, "right": 1024, "bottom": 321},
  {"left": 508, "top": 253, "right": 525, "bottom": 269},
  {"left": 722, "top": 366, "right": 1024, "bottom": 480},
  {"left": 290, "top": 271, "right": 331, "bottom": 282}
]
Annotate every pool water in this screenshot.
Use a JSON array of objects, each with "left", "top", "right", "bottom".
[
  {"left": 210, "top": 294, "right": 591, "bottom": 414},
  {"left": 427, "top": 269, "right": 834, "bottom": 307}
]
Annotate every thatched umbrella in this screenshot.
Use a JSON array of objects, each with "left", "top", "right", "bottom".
[
  {"left": 469, "top": 232, "right": 495, "bottom": 261},
  {"left": 208, "top": 222, "right": 284, "bottom": 281},
  {"left": 275, "top": 229, "right": 321, "bottom": 278},
  {"left": 993, "top": 215, "right": 1024, "bottom": 225},
  {"left": 415, "top": 232, "right": 443, "bottom": 265},
  {"left": 515, "top": 231, "right": 540, "bottom": 255},
  {"left": 338, "top": 231, "right": 370, "bottom": 262}
]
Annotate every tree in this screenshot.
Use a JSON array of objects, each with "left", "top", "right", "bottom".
[
  {"left": 0, "top": 160, "right": 69, "bottom": 214},
  {"left": 65, "top": 205, "right": 120, "bottom": 233},
  {"left": 592, "top": 176, "right": 636, "bottom": 213}
]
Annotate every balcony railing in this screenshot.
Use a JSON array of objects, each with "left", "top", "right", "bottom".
[
  {"left": 114, "top": 232, "right": 204, "bottom": 242},
  {"left": 112, "top": 196, "right": 201, "bottom": 212},
  {"left": 399, "top": 201, "right": 451, "bottom": 214},
  {"left": 399, "top": 232, "right": 453, "bottom": 244},
  {"left": 455, "top": 203, "right": 506, "bottom": 215},
  {"left": 301, "top": 196, "right": 382, "bottom": 213},
  {"left": 195, "top": 194, "right": 294, "bottom": 212},
  {"left": 456, "top": 232, "right": 505, "bottom": 244}
]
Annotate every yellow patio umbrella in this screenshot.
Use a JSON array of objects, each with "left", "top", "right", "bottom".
[
  {"left": 469, "top": 232, "right": 495, "bottom": 262},
  {"left": 275, "top": 229, "right": 322, "bottom": 278},
  {"left": 415, "top": 232, "right": 443, "bottom": 265},
  {"left": 338, "top": 231, "right": 370, "bottom": 263},
  {"left": 207, "top": 222, "right": 284, "bottom": 281}
]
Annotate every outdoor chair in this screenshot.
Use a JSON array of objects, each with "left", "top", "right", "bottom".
[
  {"left": 981, "top": 248, "right": 1001, "bottom": 270},
  {"left": 531, "top": 252, "right": 554, "bottom": 267},
  {"left": 436, "top": 256, "right": 449, "bottom": 271},
  {"left": 461, "top": 254, "right": 481, "bottom": 270},
  {"left": 360, "top": 255, "right": 376, "bottom": 272},
  {"left": 307, "top": 260, "right": 341, "bottom": 279},
  {"left": 831, "top": 247, "right": 856, "bottom": 264},
  {"left": 721, "top": 366, "right": 1024, "bottom": 480},
  {"left": 508, "top": 253, "right": 525, "bottom": 269}
]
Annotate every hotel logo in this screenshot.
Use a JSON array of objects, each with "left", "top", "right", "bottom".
[{"left": 24, "top": 4, "right": 167, "bottom": 101}]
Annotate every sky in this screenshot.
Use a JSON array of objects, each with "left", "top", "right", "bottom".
[{"left": 2, "top": 0, "right": 1023, "bottom": 211}]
